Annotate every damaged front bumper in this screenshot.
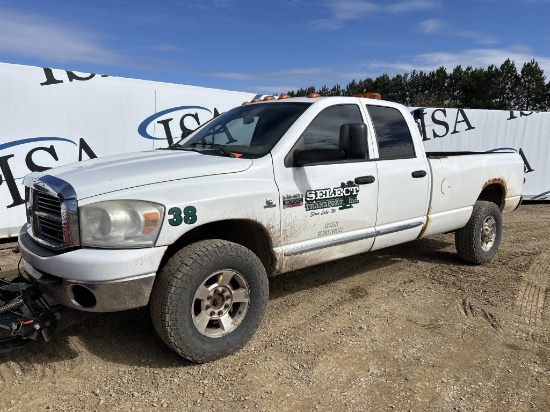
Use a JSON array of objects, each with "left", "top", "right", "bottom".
[{"left": 17, "top": 226, "right": 167, "bottom": 313}]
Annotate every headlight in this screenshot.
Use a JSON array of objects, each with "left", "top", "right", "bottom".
[{"left": 80, "top": 200, "right": 164, "bottom": 248}]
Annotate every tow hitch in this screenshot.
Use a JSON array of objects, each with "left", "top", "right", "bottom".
[{"left": 0, "top": 275, "right": 58, "bottom": 353}]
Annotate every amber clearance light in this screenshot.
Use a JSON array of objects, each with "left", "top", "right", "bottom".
[{"left": 352, "top": 92, "right": 382, "bottom": 100}]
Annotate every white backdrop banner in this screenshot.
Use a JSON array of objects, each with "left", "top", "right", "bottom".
[
  {"left": 414, "top": 107, "right": 547, "bottom": 200},
  {"left": 2, "top": 63, "right": 547, "bottom": 238},
  {"left": 0, "top": 63, "right": 256, "bottom": 238}
]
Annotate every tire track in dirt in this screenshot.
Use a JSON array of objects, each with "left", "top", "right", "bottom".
[
  {"left": 458, "top": 298, "right": 501, "bottom": 331},
  {"left": 513, "top": 251, "right": 550, "bottom": 344}
]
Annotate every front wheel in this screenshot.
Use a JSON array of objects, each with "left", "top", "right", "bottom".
[
  {"left": 150, "top": 239, "right": 269, "bottom": 363},
  {"left": 455, "top": 201, "right": 503, "bottom": 264}
]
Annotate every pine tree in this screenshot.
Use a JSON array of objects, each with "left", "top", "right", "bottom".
[
  {"left": 286, "top": 59, "right": 548, "bottom": 111},
  {"left": 518, "top": 59, "right": 547, "bottom": 111},
  {"left": 494, "top": 59, "right": 520, "bottom": 110}
]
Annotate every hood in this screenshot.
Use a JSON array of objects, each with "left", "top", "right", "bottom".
[{"left": 38, "top": 150, "right": 253, "bottom": 199}]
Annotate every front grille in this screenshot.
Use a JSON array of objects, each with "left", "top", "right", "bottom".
[
  {"left": 25, "top": 175, "right": 80, "bottom": 251},
  {"left": 33, "top": 191, "right": 64, "bottom": 244}
]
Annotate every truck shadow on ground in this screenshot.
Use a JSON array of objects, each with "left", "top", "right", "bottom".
[
  {"left": 269, "top": 235, "right": 458, "bottom": 300},
  {"left": 0, "top": 235, "right": 459, "bottom": 369}
]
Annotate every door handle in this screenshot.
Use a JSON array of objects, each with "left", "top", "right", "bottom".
[
  {"left": 411, "top": 170, "right": 427, "bottom": 178},
  {"left": 354, "top": 175, "right": 376, "bottom": 184}
]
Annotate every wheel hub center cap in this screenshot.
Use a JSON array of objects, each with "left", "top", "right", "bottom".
[{"left": 208, "top": 286, "right": 232, "bottom": 312}]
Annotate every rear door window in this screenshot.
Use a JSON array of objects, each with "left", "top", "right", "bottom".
[{"left": 367, "top": 105, "right": 416, "bottom": 160}]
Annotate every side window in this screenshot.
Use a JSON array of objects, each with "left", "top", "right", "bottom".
[
  {"left": 367, "top": 105, "right": 416, "bottom": 160},
  {"left": 302, "top": 104, "right": 363, "bottom": 150}
]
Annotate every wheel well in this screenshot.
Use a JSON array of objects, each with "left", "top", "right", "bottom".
[
  {"left": 478, "top": 183, "right": 505, "bottom": 210},
  {"left": 160, "top": 220, "right": 277, "bottom": 275}
]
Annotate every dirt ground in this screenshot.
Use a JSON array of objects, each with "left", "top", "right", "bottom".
[{"left": 0, "top": 203, "right": 549, "bottom": 411}]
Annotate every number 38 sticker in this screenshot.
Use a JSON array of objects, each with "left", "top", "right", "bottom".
[{"left": 168, "top": 206, "right": 197, "bottom": 226}]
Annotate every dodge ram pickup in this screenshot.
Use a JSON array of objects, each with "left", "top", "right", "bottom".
[{"left": 2, "top": 94, "right": 524, "bottom": 362}]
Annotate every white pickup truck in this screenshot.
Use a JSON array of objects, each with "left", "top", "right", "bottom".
[{"left": 4, "top": 95, "right": 524, "bottom": 362}]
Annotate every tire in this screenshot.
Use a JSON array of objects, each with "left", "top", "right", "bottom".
[
  {"left": 455, "top": 201, "right": 502, "bottom": 264},
  {"left": 150, "top": 239, "right": 268, "bottom": 363}
]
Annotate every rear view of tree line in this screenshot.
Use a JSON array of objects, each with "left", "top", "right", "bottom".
[{"left": 287, "top": 59, "right": 550, "bottom": 111}]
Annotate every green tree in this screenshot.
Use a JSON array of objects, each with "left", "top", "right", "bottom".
[
  {"left": 286, "top": 59, "right": 549, "bottom": 111},
  {"left": 329, "top": 84, "right": 342, "bottom": 96},
  {"left": 494, "top": 59, "right": 520, "bottom": 110},
  {"left": 358, "top": 77, "right": 375, "bottom": 95},
  {"left": 518, "top": 59, "right": 547, "bottom": 111},
  {"left": 427, "top": 66, "right": 449, "bottom": 107},
  {"left": 460, "top": 66, "right": 487, "bottom": 108},
  {"left": 388, "top": 73, "right": 409, "bottom": 105},
  {"left": 317, "top": 85, "right": 330, "bottom": 96},
  {"left": 292, "top": 86, "right": 317, "bottom": 97},
  {"left": 446, "top": 65, "right": 464, "bottom": 107},
  {"left": 344, "top": 79, "right": 361, "bottom": 96},
  {"left": 408, "top": 70, "right": 440, "bottom": 107},
  {"left": 372, "top": 74, "right": 392, "bottom": 98}
]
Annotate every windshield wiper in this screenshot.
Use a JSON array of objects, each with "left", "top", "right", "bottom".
[
  {"left": 166, "top": 143, "right": 200, "bottom": 153},
  {"left": 190, "top": 141, "right": 236, "bottom": 158}
]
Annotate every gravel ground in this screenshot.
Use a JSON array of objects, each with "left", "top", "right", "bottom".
[{"left": 0, "top": 203, "right": 549, "bottom": 411}]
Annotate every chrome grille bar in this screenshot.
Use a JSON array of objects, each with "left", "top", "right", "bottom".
[{"left": 24, "top": 175, "right": 80, "bottom": 250}]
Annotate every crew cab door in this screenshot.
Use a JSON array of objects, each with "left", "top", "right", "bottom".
[
  {"left": 273, "top": 103, "right": 379, "bottom": 272},
  {"left": 366, "top": 104, "right": 431, "bottom": 250}
]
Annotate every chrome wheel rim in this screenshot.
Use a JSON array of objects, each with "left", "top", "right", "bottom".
[
  {"left": 480, "top": 216, "right": 497, "bottom": 252},
  {"left": 192, "top": 269, "right": 250, "bottom": 338}
]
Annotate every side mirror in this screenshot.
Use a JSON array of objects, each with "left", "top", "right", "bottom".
[
  {"left": 294, "top": 149, "right": 346, "bottom": 166},
  {"left": 339, "top": 123, "right": 368, "bottom": 159}
]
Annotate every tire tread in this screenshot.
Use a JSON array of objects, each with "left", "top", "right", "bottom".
[
  {"left": 455, "top": 201, "right": 502, "bottom": 264},
  {"left": 150, "top": 239, "right": 268, "bottom": 363}
]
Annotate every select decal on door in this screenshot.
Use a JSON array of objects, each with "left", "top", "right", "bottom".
[{"left": 305, "top": 181, "right": 359, "bottom": 211}]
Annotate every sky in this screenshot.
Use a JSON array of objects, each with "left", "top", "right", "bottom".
[{"left": 0, "top": 0, "right": 549, "bottom": 95}]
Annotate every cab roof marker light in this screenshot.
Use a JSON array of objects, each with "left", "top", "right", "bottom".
[
  {"left": 307, "top": 93, "right": 321, "bottom": 98},
  {"left": 278, "top": 94, "right": 291, "bottom": 100},
  {"left": 263, "top": 96, "right": 275, "bottom": 101},
  {"left": 352, "top": 92, "right": 382, "bottom": 100}
]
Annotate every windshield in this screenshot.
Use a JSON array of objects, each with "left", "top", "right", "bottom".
[{"left": 176, "top": 102, "right": 312, "bottom": 158}]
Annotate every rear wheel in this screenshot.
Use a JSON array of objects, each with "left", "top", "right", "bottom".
[
  {"left": 455, "top": 201, "right": 502, "bottom": 264},
  {"left": 150, "top": 239, "right": 268, "bottom": 363}
]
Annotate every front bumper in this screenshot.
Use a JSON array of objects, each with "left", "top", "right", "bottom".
[{"left": 18, "top": 226, "right": 167, "bottom": 312}]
